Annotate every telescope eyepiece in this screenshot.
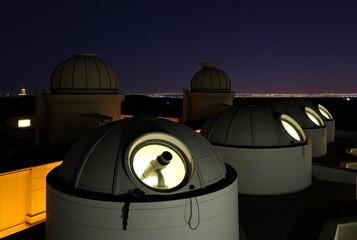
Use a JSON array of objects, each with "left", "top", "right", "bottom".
[{"left": 157, "top": 151, "right": 172, "bottom": 166}]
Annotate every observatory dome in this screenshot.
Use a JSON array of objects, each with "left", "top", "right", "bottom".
[
  {"left": 55, "top": 117, "right": 228, "bottom": 196},
  {"left": 200, "top": 105, "right": 307, "bottom": 147},
  {"left": 200, "top": 105, "right": 312, "bottom": 195},
  {"left": 191, "top": 62, "right": 231, "bottom": 92},
  {"left": 267, "top": 100, "right": 328, "bottom": 157},
  {"left": 50, "top": 53, "right": 119, "bottom": 94},
  {"left": 267, "top": 100, "right": 324, "bottom": 129},
  {"left": 46, "top": 117, "right": 239, "bottom": 240}
]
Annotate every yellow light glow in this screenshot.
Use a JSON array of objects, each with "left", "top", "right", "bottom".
[
  {"left": 18, "top": 87, "right": 27, "bottom": 96},
  {"left": 18, "top": 119, "right": 31, "bottom": 128},
  {"left": 0, "top": 161, "right": 62, "bottom": 238}
]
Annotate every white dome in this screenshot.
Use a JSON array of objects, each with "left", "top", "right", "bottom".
[
  {"left": 55, "top": 117, "right": 228, "bottom": 196},
  {"left": 200, "top": 106, "right": 306, "bottom": 147},
  {"left": 294, "top": 99, "right": 334, "bottom": 120},
  {"left": 267, "top": 100, "right": 325, "bottom": 129}
]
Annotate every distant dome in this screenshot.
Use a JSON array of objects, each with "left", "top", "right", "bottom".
[
  {"left": 57, "top": 117, "right": 227, "bottom": 196},
  {"left": 200, "top": 106, "right": 306, "bottom": 147},
  {"left": 294, "top": 99, "right": 334, "bottom": 121},
  {"left": 267, "top": 100, "right": 325, "bottom": 128},
  {"left": 191, "top": 62, "right": 231, "bottom": 92},
  {"left": 50, "top": 53, "right": 119, "bottom": 94}
]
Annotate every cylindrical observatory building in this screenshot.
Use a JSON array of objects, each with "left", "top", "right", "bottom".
[
  {"left": 267, "top": 100, "right": 327, "bottom": 158},
  {"left": 46, "top": 117, "right": 239, "bottom": 240},
  {"left": 39, "top": 53, "right": 125, "bottom": 143},
  {"left": 200, "top": 106, "right": 312, "bottom": 195}
]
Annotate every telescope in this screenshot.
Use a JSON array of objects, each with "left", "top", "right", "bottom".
[{"left": 141, "top": 151, "right": 172, "bottom": 188}]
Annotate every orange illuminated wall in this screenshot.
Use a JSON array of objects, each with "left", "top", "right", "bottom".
[{"left": 0, "top": 161, "right": 62, "bottom": 238}]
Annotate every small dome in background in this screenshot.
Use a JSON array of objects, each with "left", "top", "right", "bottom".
[
  {"left": 50, "top": 53, "right": 119, "bottom": 94},
  {"left": 200, "top": 106, "right": 306, "bottom": 147},
  {"left": 191, "top": 62, "right": 231, "bottom": 92}
]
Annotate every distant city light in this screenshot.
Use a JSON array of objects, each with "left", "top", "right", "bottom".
[{"left": 18, "top": 86, "right": 27, "bottom": 96}]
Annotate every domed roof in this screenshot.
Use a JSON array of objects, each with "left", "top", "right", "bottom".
[
  {"left": 294, "top": 99, "right": 334, "bottom": 121},
  {"left": 200, "top": 106, "right": 306, "bottom": 147},
  {"left": 50, "top": 53, "right": 119, "bottom": 94},
  {"left": 267, "top": 100, "right": 325, "bottom": 128},
  {"left": 58, "top": 117, "right": 227, "bottom": 196},
  {"left": 191, "top": 62, "right": 231, "bottom": 92}
]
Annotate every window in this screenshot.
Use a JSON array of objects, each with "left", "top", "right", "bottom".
[
  {"left": 18, "top": 119, "right": 31, "bottom": 128},
  {"left": 305, "top": 107, "right": 324, "bottom": 126},
  {"left": 281, "top": 114, "right": 306, "bottom": 141},
  {"left": 318, "top": 104, "right": 333, "bottom": 120},
  {"left": 127, "top": 132, "right": 193, "bottom": 192}
]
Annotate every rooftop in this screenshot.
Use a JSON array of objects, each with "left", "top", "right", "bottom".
[{"left": 2, "top": 97, "right": 357, "bottom": 239}]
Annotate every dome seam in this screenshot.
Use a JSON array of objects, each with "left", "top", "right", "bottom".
[
  {"left": 92, "top": 57, "right": 102, "bottom": 89},
  {"left": 72, "top": 56, "right": 81, "bottom": 90},
  {"left": 73, "top": 128, "right": 114, "bottom": 189},
  {"left": 225, "top": 107, "right": 240, "bottom": 145}
]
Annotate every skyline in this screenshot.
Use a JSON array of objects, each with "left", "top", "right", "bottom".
[{"left": 1, "top": 0, "right": 357, "bottom": 95}]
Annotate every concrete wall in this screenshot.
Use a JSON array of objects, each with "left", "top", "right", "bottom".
[
  {"left": 43, "top": 94, "right": 124, "bottom": 143},
  {"left": 183, "top": 91, "right": 234, "bottom": 122}
]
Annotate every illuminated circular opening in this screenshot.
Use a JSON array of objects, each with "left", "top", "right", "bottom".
[
  {"left": 305, "top": 107, "right": 324, "bottom": 126},
  {"left": 318, "top": 104, "right": 333, "bottom": 120},
  {"left": 127, "top": 133, "right": 193, "bottom": 192},
  {"left": 281, "top": 114, "right": 306, "bottom": 141}
]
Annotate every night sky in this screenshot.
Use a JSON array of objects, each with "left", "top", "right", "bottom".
[{"left": 1, "top": 0, "right": 357, "bottom": 95}]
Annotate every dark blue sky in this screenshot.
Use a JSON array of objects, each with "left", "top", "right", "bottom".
[{"left": 1, "top": 0, "right": 357, "bottom": 95}]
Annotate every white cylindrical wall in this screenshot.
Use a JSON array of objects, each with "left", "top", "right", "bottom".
[
  {"left": 324, "top": 120, "right": 335, "bottom": 143},
  {"left": 214, "top": 144, "right": 312, "bottom": 195},
  {"left": 304, "top": 127, "right": 327, "bottom": 158},
  {"left": 46, "top": 178, "right": 239, "bottom": 240}
]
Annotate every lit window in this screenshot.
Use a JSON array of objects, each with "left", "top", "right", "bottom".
[
  {"left": 281, "top": 114, "right": 306, "bottom": 141},
  {"left": 318, "top": 104, "right": 333, "bottom": 120},
  {"left": 127, "top": 132, "right": 193, "bottom": 192},
  {"left": 305, "top": 107, "right": 324, "bottom": 126},
  {"left": 18, "top": 119, "right": 31, "bottom": 128}
]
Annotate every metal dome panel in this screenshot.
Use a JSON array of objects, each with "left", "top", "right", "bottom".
[
  {"left": 200, "top": 106, "right": 306, "bottom": 147},
  {"left": 267, "top": 100, "right": 324, "bottom": 128},
  {"left": 191, "top": 62, "right": 231, "bottom": 92},
  {"left": 58, "top": 117, "right": 227, "bottom": 196},
  {"left": 50, "top": 53, "right": 119, "bottom": 94}
]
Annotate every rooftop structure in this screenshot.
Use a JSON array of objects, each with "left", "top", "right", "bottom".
[
  {"left": 46, "top": 117, "right": 239, "bottom": 240},
  {"left": 183, "top": 62, "right": 234, "bottom": 122},
  {"left": 37, "top": 53, "right": 125, "bottom": 143},
  {"left": 268, "top": 100, "right": 328, "bottom": 157},
  {"left": 201, "top": 105, "right": 312, "bottom": 195},
  {"left": 50, "top": 53, "right": 118, "bottom": 94},
  {"left": 191, "top": 62, "right": 231, "bottom": 92}
]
